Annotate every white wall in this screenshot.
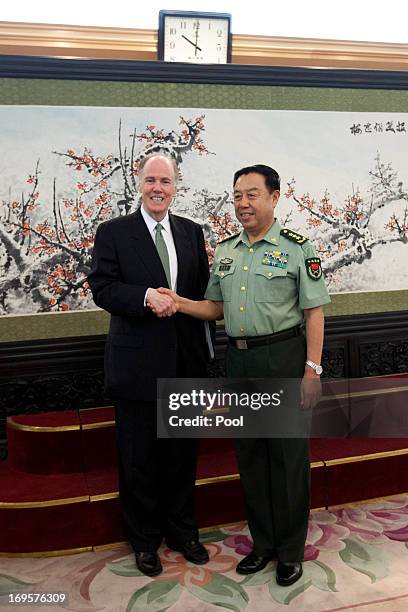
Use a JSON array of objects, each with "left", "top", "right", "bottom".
[{"left": 2, "top": 0, "right": 408, "bottom": 43}]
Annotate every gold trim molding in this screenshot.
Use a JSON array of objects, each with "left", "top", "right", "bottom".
[
  {"left": 232, "top": 34, "right": 408, "bottom": 70},
  {"left": 0, "top": 495, "right": 89, "bottom": 509},
  {"left": 1, "top": 21, "right": 408, "bottom": 70},
  {"left": 7, "top": 416, "right": 80, "bottom": 433},
  {"left": 90, "top": 492, "right": 119, "bottom": 502},
  {"left": 0, "top": 21, "right": 155, "bottom": 61},
  {"left": 328, "top": 491, "right": 408, "bottom": 510},
  {"left": 325, "top": 447, "right": 408, "bottom": 467},
  {"left": 82, "top": 420, "right": 115, "bottom": 430},
  {"left": 0, "top": 545, "right": 93, "bottom": 558}
]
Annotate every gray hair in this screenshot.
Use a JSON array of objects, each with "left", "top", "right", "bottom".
[{"left": 138, "top": 153, "right": 179, "bottom": 183}]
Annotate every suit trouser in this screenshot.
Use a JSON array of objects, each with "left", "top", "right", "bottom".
[
  {"left": 227, "top": 333, "right": 310, "bottom": 562},
  {"left": 115, "top": 399, "right": 199, "bottom": 552}
]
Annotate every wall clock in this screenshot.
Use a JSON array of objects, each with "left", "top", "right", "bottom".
[{"left": 158, "top": 10, "right": 232, "bottom": 64}]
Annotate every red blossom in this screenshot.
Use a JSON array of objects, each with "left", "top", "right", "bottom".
[{"left": 307, "top": 218, "right": 323, "bottom": 227}]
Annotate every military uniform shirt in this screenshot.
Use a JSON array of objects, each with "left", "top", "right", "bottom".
[{"left": 205, "top": 219, "right": 331, "bottom": 338}]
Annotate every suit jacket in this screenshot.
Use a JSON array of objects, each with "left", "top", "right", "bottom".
[{"left": 88, "top": 209, "right": 210, "bottom": 401}]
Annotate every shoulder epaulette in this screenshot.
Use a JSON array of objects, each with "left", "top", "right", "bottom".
[
  {"left": 219, "top": 232, "right": 240, "bottom": 243},
  {"left": 280, "top": 228, "right": 308, "bottom": 245}
]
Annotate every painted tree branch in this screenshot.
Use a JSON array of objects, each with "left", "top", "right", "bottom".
[
  {"left": 285, "top": 153, "right": 408, "bottom": 280},
  {"left": 0, "top": 115, "right": 213, "bottom": 314}
]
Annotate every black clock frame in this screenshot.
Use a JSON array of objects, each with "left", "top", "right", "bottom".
[{"left": 157, "top": 10, "right": 232, "bottom": 63}]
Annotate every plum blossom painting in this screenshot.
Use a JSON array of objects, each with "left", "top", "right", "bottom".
[{"left": 1, "top": 105, "right": 408, "bottom": 316}]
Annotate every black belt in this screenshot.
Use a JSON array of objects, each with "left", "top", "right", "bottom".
[{"left": 228, "top": 325, "right": 303, "bottom": 350}]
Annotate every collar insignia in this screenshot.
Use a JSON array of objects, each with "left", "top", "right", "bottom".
[{"left": 218, "top": 257, "right": 234, "bottom": 272}]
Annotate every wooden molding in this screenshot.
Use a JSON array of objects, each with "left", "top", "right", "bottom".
[
  {"left": 0, "top": 21, "right": 155, "bottom": 61},
  {"left": 1, "top": 20, "right": 408, "bottom": 70},
  {"left": 232, "top": 34, "right": 408, "bottom": 70}
]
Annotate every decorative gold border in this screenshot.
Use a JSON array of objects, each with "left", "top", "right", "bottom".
[
  {"left": 0, "top": 495, "right": 89, "bottom": 509},
  {"left": 7, "top": 380, "right": 407, "bottom": 433},
  {"left": 82, "top": 421, "right": 115, "bottom": 430},
  {"left": 195, "top": 461, "right": 323, "bottom": 487},
  {"left": 325, "top": 447, "right": 408, "bottom": 467},
  {"left": 93, "top": 541, "right": 129, "bottom": 552},
  {"left": 200, "top": 520, "right": 246, "bottom": 533},
  {"left": 79, "top": 405, "right": 114, "bottom": 412},
  {"left": 2, "top": 493, "right": 407, "bottom": 557},
  {"left": 195, "top": 473, "right": 240, "bottom": 486},
  {"left": 328, "top": 491, "right": 408, "bottom": 510},
  {"left": 321, "top": 384, "right": 408, "bottom": 402},
  {"left": 7, "top": 417, "right": 80, "bottom": 433},
  {"left": 0, "top": 546, "right": 93, "bottom": 558},
  {"left": 90, "top": 492, "right": 119, "bottom": 502},
  {"left": 81, "top": 462, "right": 325, "bottom": 500},
  {"left": 1, "top": 21, "right": 408, "bottom": 70},
  {"left": 3, "top": 494, "right": 404, "bottom": 556},
  {"left": 1, "top": 451, "right": 405, "bottom": 509}
]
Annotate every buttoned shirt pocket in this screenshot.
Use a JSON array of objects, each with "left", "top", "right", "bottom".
[
  {"left": 214, "top": 265, "right": 236, "bottom": 302},
  {"left": 254, "top": 266, "right": 295, "bottom": 302}
]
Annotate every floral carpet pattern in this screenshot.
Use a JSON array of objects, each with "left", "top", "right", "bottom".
[{"left": 1, "top": 495, "right": 408, "bottom": 611}]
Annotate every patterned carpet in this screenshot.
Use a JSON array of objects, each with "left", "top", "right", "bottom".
[{"left": 1, "top": 494, "right": 408, "bottom": 611}]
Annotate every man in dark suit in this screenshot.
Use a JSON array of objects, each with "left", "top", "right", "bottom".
[{"left": 87, "top": 153, "right": 210, "bottom": 576}]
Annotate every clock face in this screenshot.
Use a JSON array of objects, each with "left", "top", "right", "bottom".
[{"left": 162, "top": 15, "right": 230, "bottom": 64}]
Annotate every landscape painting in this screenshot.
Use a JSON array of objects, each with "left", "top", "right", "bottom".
[{"left": 1, "top": 106, "right": 407, "bottom": 315}]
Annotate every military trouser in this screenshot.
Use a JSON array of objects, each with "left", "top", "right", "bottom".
[{"left": 227, "top": 333, "right": 310, "bottom": 562}]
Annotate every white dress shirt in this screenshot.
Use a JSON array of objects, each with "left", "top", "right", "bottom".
[{"left": 141, "top": 206, "right": 178, "bottom": 305}]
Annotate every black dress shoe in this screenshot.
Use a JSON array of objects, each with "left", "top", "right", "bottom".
[
  {"left": 135, "top": 552, "right": 162, "bottom": 577},
  {"left": 236, "top": 552, "right": 272, "bottom": 575},
  {"left": 276, "top": 561, "right": 303, "bottom": 586},
  {"left": 169, "top": 540, "right": 209, "bottom": 564}
]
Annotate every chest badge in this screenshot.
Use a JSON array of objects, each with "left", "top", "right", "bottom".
[
  {"left": 262, "top": 250, "right": 289, "bottom": 269},
  {"left": 305, "top": 257, "right": 322, "bottom": 280},
  {"left": 218, "top": 257, "right": 233, "bottom": 272}
]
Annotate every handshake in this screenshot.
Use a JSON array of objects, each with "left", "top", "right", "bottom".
[{"left": 146, "top": 287, "right": 181, "bottom": 318}]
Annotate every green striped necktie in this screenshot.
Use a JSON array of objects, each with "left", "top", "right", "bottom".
[{"left": 155, "top": 223, "right": 171, "bottom": 288}]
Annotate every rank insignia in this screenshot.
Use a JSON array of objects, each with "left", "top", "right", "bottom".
[
  {"left": 305, "top": 257, "right": 322, "bottom": 280},
  {"left": 280, "top": 228, "right": 308, "bottom": 245},
  {"left": 218, "top": 257, "right": 233, "bottom": 272},
  {"left": 262, "top": 250, "right": 289, "bottom": 269}
]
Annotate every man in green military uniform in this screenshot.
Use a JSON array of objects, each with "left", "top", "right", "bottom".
[{"left": 155, "top": 164, "right": 330, "bottom": 586}]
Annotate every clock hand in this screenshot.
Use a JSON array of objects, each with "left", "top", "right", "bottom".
[
  {"left": 181, "top": 34, "right": 202, "bottom": 52},
  {"left": 194, "top": 27, "right": 199, "bottom": 56}
]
